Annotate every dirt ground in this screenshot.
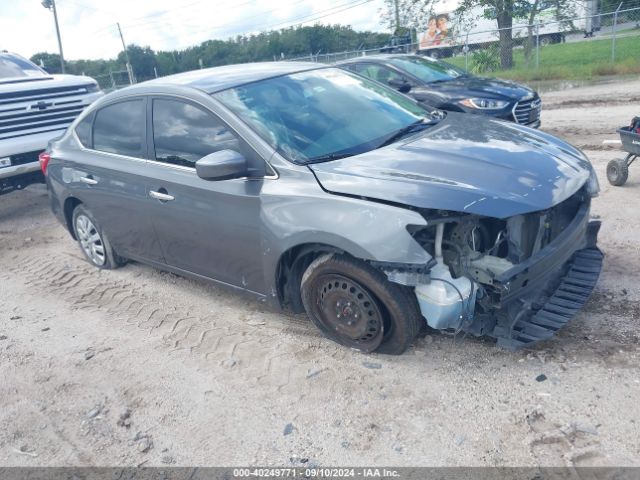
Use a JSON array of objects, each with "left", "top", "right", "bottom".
[{"left": 1, "top": 78, "right": 639, "bottom": 468}]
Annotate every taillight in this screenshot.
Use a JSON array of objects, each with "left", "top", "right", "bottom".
[{"left": 39, "top": 152, "right": 51, "bottom": 175}]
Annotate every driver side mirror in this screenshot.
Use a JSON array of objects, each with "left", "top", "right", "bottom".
[
  {"left": 196, "top": 150, "right": 248, "bottom": 181},
  {"left": 388, "top": 78, "right": 412, "bottom": 94}
]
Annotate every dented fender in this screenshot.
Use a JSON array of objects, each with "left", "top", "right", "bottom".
[{"left": 257, "top": 163, "right": 432, "bottom": 304}]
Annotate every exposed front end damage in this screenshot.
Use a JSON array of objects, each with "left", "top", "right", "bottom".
[{"left": 376, "top": 187, "right": 603, "bottom": 349}]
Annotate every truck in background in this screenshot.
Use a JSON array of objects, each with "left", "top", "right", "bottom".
[{"left": 0, "top": 52, "right": 103, "bottom": 195}]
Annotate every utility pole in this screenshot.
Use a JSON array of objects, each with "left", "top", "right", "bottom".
[
  {"left": 117, "top": 22, "right": 135, "bottom": 84},
  {"left": 41, "top": 0, "right": 65, "bottom": 73},
  {"left": 394, "top": 0, "right": 401, "bottom": 35}
]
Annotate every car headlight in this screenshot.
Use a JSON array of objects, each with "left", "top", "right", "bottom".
[
  {"left": 586, "top": 164, "right": 600, "bottom": 197},
  {"left": 459, "top": 98, "right": 510, "bottom": 110},
  {"left": 85, "top": 83, "right": 101, "bottom": 93}
]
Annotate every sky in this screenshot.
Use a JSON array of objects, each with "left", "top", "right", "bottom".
[{"left": 0, "top": 0, "right": 389, "bottom": 61}]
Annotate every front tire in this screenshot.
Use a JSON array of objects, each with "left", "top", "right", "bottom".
[
  {"left": 300, "top": 254, "right": 423, "bottom": 355},
  {"left": 72, "top": 205, "right": 123, "bottom": 269}
]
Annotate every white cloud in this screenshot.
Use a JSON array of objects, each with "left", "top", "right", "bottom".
[{"left": 0, "top": 0, "right": 388, "bottom": 60}]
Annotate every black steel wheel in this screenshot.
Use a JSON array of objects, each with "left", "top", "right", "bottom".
[
  {"left": 312, "top": 273, "right": 385, "bottom": 351},
  {"left": 301, "top": 254, "right": 423, "bottom": 354},
  {"left": 607, "top": 158, "right": 629, "bottom": 186}
]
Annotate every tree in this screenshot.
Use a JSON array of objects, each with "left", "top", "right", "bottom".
[
  {"left": 30, "top": 52, "right": 67, "bottom": 74},
  {"left": 29, "top": 24, "right": 392, "bottom": 82},
  {"left": 117, "top": 45, "right": 157, "bottom": 80}
]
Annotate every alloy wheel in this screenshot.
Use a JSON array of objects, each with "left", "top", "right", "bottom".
[{"left": 75, "top": 214, "right": 106, "bottom": 266}]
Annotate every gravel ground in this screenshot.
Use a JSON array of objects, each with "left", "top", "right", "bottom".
[{"left": 1, "top": 78, "right": 639, "bottom": 468}]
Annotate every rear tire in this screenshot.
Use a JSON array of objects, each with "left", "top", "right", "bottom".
[
  {"left": 72, "top": 205, "right": 124, "bottom": 269},
  {"left": 300, "top": 254, "right": 423, "bottom": 355},
  {"left": 607, "top": 159, "right": 628, "bottom": 186}
]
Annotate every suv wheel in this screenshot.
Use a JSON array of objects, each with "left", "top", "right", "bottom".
[
  {"left": 301, "top": 254, "right": 423, "bottom": 355},
  {"left": 72, "top": 205, "right": 123, "bottom": 269}
]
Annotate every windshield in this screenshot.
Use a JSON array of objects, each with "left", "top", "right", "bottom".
[
  {"left": 215, "top": 68, "right": 433, "bottom": 164},
  {"left": 0, "top": 54, "right": 46, "bottom": 79},
  {"left": 388, "top": 56, "right": 465, "bottom": 84}
]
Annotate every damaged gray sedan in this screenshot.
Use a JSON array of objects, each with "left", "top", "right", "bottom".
[{"left": 44, "top": 63, "right": 603, "bottom": 354}]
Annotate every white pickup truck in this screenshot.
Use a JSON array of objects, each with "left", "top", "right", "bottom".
[{"left": 0, "top": 52, "right": 103, "bottom": 195}]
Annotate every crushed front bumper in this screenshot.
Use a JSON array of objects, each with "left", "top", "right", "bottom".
[
  {"left": 494, "top": 243, "right": 602, "bottom": 350},
  {"left": 467, "top": 201, "right": 602, "bottom": 349}
]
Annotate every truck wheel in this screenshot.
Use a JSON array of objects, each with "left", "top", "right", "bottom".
[
  {"left": 72, "top": 205, "right": 124, "bottom": 269},
  {"left": 300, "top": 254, "right": 423, "bottom": 355},
  {"left": 606, "top": 159, "right": 628, "bottom": 186}
]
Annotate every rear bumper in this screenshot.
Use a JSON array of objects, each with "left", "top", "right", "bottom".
[
  {"left": 467, "top": 201, "right": 602, "bottom": 349},
  {"left": 0, "top": 129, "right": 66, "bottom": 158},
  {"left": 0, "top": 168, "right": 44, "bottom": 194},
  {"left": 0, "top": 160, "right": 40, "bottom": 179}
]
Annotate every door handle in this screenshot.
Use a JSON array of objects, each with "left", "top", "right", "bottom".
[
  {"left": 149, "top": 190, "right": 175, "bottom": 202},
  {"left": 79, "top": 176, "right": 98, "bottom": 185}
]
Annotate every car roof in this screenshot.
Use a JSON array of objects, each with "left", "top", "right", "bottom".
[
  {"left": 338, "top": 54, "right": 426, "bottom": 65},
  {"left": 140, "top": 61, "right": 322, "bottom": 94}
]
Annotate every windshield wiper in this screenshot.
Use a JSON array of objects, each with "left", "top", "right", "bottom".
[
  {"left": 305, "top": 152, "right": 356, "bottom": 163},
  {"left": 375, "top": 118, "right": 436, "bottom": 149}
]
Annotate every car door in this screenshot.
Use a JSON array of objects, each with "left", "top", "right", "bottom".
[
  {"left": 144, "top": 96, "right": 265, "bottom": 291},
  {"left": 68, "top": 98, "right": 164, "bottom": 262}
]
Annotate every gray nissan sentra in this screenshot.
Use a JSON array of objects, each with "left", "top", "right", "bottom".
[{"left": 42, "top": 62, "right": 603, "bottom": 354}]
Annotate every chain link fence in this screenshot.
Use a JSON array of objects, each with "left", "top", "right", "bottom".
[
  {"left": 287, "top": 6, "right": 640, "bottom": 82},
  {"left": 93, "top": 70, "right": 133, "bottom": 92}
]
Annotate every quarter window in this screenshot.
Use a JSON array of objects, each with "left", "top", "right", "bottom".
[
  {"left": 152, "top": 98, "right": 240, "bottom": 168},
  {"left": 75, "top": 112, "right": 93, "bottom": 148},
  {"left": 93, "top": 100, "right": 145, "bottom": 157}
]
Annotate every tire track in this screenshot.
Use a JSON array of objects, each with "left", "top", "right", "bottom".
[{"left": 5, "top": 245, "right": 319, "bottom": 390}]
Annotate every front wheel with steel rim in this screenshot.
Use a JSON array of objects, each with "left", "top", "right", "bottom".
[
  {"left": 301, "top": 253, "right": 424, "bottom": 355},
  {"left": 72, "top": 205, "right": 123, "bottom": 269}
]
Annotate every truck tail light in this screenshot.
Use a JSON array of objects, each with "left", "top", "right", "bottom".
[{"left": 39, "top": 152, "right": 51, "bottom": 175}]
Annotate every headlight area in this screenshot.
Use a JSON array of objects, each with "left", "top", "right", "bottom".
[
  {"left": 586, "top": 164, "right": 600, "bottom": 197},
  {"left": 459, "top": 98, "right": 510, "bottom": 110},
  {"left": 402, "top": 211, "right": 517, "bottom": 334},
  {"left": 374, "top": 189, "right": 603, "bottom": 349}
]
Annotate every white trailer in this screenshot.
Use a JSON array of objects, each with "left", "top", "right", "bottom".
[{"left": 416, "top": 0, "right": 601, "bottom": 57}]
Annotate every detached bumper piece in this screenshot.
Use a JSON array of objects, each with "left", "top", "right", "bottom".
[{"left": 496, "top": 247, "right": 603, "bottom": 350}]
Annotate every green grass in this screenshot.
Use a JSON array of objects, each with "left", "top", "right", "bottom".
[{"left": 446, "top": 33, "right": 640, "bottom": 81}]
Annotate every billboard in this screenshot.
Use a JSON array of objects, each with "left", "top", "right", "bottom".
[{"left": 418, "top": 13, "right": 457, "bottom": 49}]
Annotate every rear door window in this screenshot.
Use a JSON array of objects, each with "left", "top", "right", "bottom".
[
  {"left": 151, "top": 98, "right": 240, "bottom": 168},
  {"left": 93, "top": 100, "right": 146, "bottom": 157}
]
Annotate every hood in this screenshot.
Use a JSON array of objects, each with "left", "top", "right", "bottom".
[
  {"left": 0, "top": 74, "right": 97, "bottom": 94},
  {"left": 309, "top": 113, "right": 592, "bottom": 219},
  {"left": 414, "top": 75, "right": 535, "bottom": 102}
]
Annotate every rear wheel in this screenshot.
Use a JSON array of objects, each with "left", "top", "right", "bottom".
[
  {"left": 300, "top": 254, "right": 423, "bottom": 355},
  {"left": 72, "top": 205, "right": 124, "bottom": 269},
  {"left": 606, "top": 158, "right": 629, "bottom": 186}
]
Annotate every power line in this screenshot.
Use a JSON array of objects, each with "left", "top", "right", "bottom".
[
  {"left": 60, "top": 0, "right": 254, "bottom": 32},
  {"left": 119, "top": 0, "right": 260, "bottom": 30},
  {"left": 113, "top": 0, "right": 331, "bottom": 35},
  {"left": 63, "top": 0, "right": 376, "bottom": 60},
  {"left": 168, "top": 0, "right": 373, "bottom": 42},
  {"left": 63, "top": 0, "right": 374, "bottom": 43},
  {"left": 262, "top": 0, "right": 374, "bottom": 31}
]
